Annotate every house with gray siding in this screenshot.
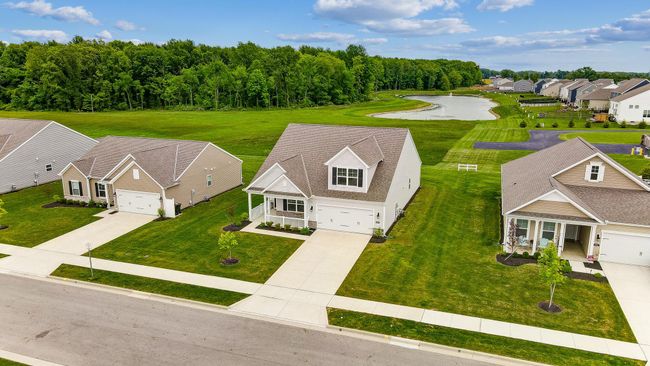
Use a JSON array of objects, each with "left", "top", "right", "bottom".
[
  {"left": 0, "top": 119, "right": 97, "bottom": 194},
  {"left": 513, "top": 80, "right": 533, "bottom": 93}
]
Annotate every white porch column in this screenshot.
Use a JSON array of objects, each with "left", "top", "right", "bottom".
[
  {"left": 587, "top": 225, "right": 597, "bottom": 259},
  {"left": 502, "top": 215, "right": 509, "bottom": 245},
  {"left": 558, "top": 222, "right": 566, "bottom": 256},
  {"left": 303, "top": 199, "right": 308, "bottom": 228},
  {"left": 264, "top": 196, "right": 269, "bottom": 222},
  {"left": 247, "top": 192, "right": 252, "bottom": 220},
  {"left": 532, "top": 220, "right": 540, "bottom": 253}
]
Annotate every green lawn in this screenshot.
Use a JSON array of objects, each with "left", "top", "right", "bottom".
[
  {"left": 0, "top": 181, "right": 103, "bottom": 247},
  {"left": 560, "top": 131, "right": 645, "bottom": 144},
  {"left": 328, "top": 309, "right": 644, "bottom": 366},
  {"left": 52, "top": 264, "right": 248, "bottom": 306},
  {"left": 0, "top": 358, "right": 26, "bottom": 366}
]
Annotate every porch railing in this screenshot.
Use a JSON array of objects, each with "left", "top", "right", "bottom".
[
  {"left": 264, "top": 215, "right": 305, "bottom": 229},
  {"left": 250, "top": 203, "right": 264, "bottom": 220}
]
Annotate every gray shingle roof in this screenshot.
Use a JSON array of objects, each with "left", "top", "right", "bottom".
[
  {"left": 71, "top": 136, "right": 208, "bottom": 188},
  {"left": 581, "top": 86, "right": 616, "bottom": 101},
  {"left": 611, "top": 83, "right": 650, "bottom": 102},
  {"left": 249, "top": 124, "right": 411, "bottom": 202},
  {"left": 0, "top": 118, "right": 52, "bottom": 160},
  {"left": 502, "top": 138, "right": 650, "bottom": 225}
]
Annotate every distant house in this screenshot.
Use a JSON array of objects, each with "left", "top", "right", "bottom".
[
  {"left": 513, "top": 79, "right": 533, "bottom": 93},
  {"left": 533, "top": 79, "right": 554, "bottom": 94},
  {"left": 59, "top": 136, "right": 242, "bottom": 217},
  {"left": 609, "top": 78, "right": 649, "bottom": 99},
  {"left": 562, "top": 80, "right": 590, "bottom": 103},
  {"left": 573, "top": 82, "right": 598, "bottom": 107},
  {"left": 493, "top": 77, "right": 513, "bottom": 89},
  {"left": 609, "top": 84, "right": 650, "bottom": 124},
  {"left": 580, "top": 84, "right": 619, "bottom": 111},
  {"left": 0, "top": 119, "right": 96, "bottom": 194},
  {"left": 498, "top": 81, "right": 514, "bottom": 91},
  {"left": 541, "top": 80, "right": 571, "bottom": 98},
  {"left": 502, "top": 138, "right": 650, "bottom": 265},
  {"left": 245, "top": 124, "right": 421, "bottom": 234}
]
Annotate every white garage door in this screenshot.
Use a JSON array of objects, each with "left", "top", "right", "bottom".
[
  {"left": 600, "top": 231, "right": 650, "bottom": 266},
  {"left": 116, "top": 189, "right": 161, "bottom": 216},
  {"left": 317, "top": 205, "right": 374, "bottom": 234}
]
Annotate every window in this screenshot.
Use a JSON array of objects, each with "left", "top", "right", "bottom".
[
  {"left": 284, "top": 199, "right": 304, "bottom": 213},
  {"left": 589, "top": 165, "right": 600, "bottom": 181},
  {"left": 70, "top": 180, "right": 82, "bottom": 196},
  {"left": 541, "top": 222, "right": 556, "bottom": 240},
  {"left": 629, "top": 105, "right": 634, "bottom": 109},
  {"left": 95, "top": 182, "right": 106, "bottom": 198},
  {"left": 515, "top": 219, "right": 528, "bottom": 238},
  {"left": 132, "top": 169, "right": 140, "bottom": 180},
  {"left": 332, "top": 167, "right": 363, "bottom": 188},
  {"left": 635, "top": 105, "right": 640, "bottom": 109},
  {"left": 206, "top": 174, "right": 213, "bottom": 187},
  {"left": 45, "top": 164, "right": 52, "bottom": 172},
  {"left": 644, "top": 110, "right": 650, "bottom": 118}
]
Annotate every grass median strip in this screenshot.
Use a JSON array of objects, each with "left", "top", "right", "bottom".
[
  {"left": 328, "top": 309, "right": 645, "bottom": 366},
  {"left": 0, "top": 358, "right": 26, "bottom": 366},
  {"left": 51, "top": 264, "right": 248, "bottom": 306}
]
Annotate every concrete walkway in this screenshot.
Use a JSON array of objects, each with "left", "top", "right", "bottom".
[
  {"left": 602, "top": 262, "right": 650, "bottom": 358},
  {"left": 231, "top": 229, "right": 370, "bottom": 325},
  {"left": 474, "top": 130, "right": 638, "bottom": 153}
]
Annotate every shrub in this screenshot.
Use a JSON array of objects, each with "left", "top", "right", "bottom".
[
  {"left": 642, "top": 167, "right": 650, "bottom": 180},
  {"left": 292, "top": 227, "right": 300, "bottom": 232},
  {"left": 88, "top": 200, "right": 97, "bottom": 208},
  {"left": 78, "top": 200, "right": 86, "bottom": 206},
  {"left": 551, "top": 122, "right": 559, "bottom": 128},
  {"left": 519, "top": 120, "right": 527, "bottom": 128},
  {"left": 300, "top": 227, "right": 311, "bottom": 235},
  {"left": 52, "top": 194, "right": 61, "bottom": 203},
  {"left": 274, "top": 223, "right": 282, "bottom": 230},
  {"left": 639, "top": 121, "right": 647, "bottom": 129},
  {"left": 619, "top": 121, "right": 627, "bottom": 128},
  {"left": 568, "top": 119, "right": 575, "bottom": 128},
  {"left": 533, "top": 251, "right": 541, "bottom": 259},
  {"left": 522, "top": 251, "right": 530, "bottom": 258},
  {"left": 240, "top": 212, "right": 249, "bottom": 223},
  {"left": 65, "top": 199, "right": 73, "bottom": 205},
  {"left": 584, "top": 121, "right": 592, "bottom": 128},
  {"left": 535, "top": 122, "right": 541, "bottom": 128},
  {"left": 594, "top": 272, "right": 603, "bottom": 278},
  {"left": 157, "top": 208, "right": 165, "bottom": 218},
  {"left": 259, "top": 222, "right": 266, "bottom": 228},
  {"left": 284, "top": 224, "right": 292, "bottom": 231},
  {"left": 603, "top": 121, "right": 610, "bottom": 128},
  {"left": 266, "top": 221, "right": 274, "bottom": 227},
  {"left": 373, "top": 228, "right": 384, "bottom": 237},
  {"left": 560, "top": 259, "right": 572, "bottom": 274}
]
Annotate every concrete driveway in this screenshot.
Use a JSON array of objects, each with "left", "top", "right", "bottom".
[
  {"left": 34, "top": 211, "right": 155, "bottom": 255},
  {"left": 231, "top": 229, "right": 370, "bottom": 325},
  {"left": 602, "top": 263, "right": 650, "bottom": 352}
]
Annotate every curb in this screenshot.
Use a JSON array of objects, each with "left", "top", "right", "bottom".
[{"left": 0, "top": 349, "right": 62, "bottom": 366}]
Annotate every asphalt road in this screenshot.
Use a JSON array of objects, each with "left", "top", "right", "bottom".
[{"left": 0, "top": 274, "right": 500, "bottom": 366}]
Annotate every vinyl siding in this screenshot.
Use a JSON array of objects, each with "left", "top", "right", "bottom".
[
  {"left": 165, "top": 144, "right": 242, "bottom": 208},
  {"left": 112, "top": 165, "right": 162, "bottom": 194},
  {"left": 518, "top": 200, "right": 588, "bottom": 218},
  {"left": 89, "top": 178, "right": 114, "bottom": 204},
  {"left": 555, "top": 157, "right": 644, "bottom": 190},
  {"left": 61, "top": 165, "right": 89, "bottom": 201},
  {"left": 0, "top": 122, "right": 96, "bottom": 193}
]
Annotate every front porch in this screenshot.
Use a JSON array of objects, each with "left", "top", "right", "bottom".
[
  {"left": 247, "top": 192, "right": 311, "bottom": 229},
  {"left": 504, "top": 213, "right": 597, "bottom": 261}
]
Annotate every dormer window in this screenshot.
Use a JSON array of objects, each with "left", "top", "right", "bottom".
[
  {"left": 585, "top": 162, "right": 604, "bottom": 182},
  {"left": 332, "top": 167, "right": 363, "bottom": 188}
]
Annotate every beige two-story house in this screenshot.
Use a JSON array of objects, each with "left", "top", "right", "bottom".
[
  {"left": 502, "top": 138, "right": 650, "bottom": 266},
  {"left": 59, "top": 136, "right": 242, "bottom": 217}
]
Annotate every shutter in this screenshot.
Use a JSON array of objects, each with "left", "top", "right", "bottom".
[
  {"left": 79, "top": 182, "right": 83, "bottom": 197},
  {"left": 95, "top": 182, "right": 99, "bottom": 196},
  {"left": 357, "top": 169, "right": 363, "bottom": 187},
  {"left": 68, "top": 181, "right": 73, "bottom": 195},
  {"left": 283, "top": 199, "right": 287, "bottom": 211},
  {"left": 598, "top": 165, "right": 605, "bottom": 182},
  {"left": 584, "top": 165, "right": 591, "bottom": 181},
  {"left": 332, "top": 167, "right": 337, "bottom": 185}
]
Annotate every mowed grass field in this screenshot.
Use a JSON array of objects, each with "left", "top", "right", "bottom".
[{"left": 1, "top": 91, "right": 645, "bottom": 345}]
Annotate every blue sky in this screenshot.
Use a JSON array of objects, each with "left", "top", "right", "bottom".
[{"left": 1, "top": 0, "right": 649, "bottom": 72}]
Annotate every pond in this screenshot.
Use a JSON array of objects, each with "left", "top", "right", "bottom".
[{"left": 373, "top": 95, "right": 498, "bottom": 121}]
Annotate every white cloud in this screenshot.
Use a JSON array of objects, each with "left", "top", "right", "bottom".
[
  {"left": 115, "top": 20, "right": 142, "bottom": 31},
  {"left": 477, "top": 0, "right": 534, "bottom": 12},
  {"left": 126, "top": 38, "right": 143, "bottom": 45},
  {"left": 644, "top": 45, "right": 650, "bottom": 51},
  {"left": 360, "top": 37, "right": 388, "bottom": 44},
  {"left": 95, "top": 29, "right": 112, "bottom": 41},
  {"left": 6, "top": 0, "right": 99, "bottom": 25},
  {"left": 313, "top": 0, "right": 471, "bottom": 37},
  {"left": 461, "top": 35, "right": 584, "bottom": 51},
  {"left": 277, "top": 31, "right": 355, "bottom": 43},
  {"left": 12, "top": 29, "right": 68, "bottom": 42}
]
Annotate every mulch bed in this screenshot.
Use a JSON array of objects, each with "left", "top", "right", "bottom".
[
  {"left": 538, "top": 301, "right": 562, "bottom": 313},
  {"left": 369, "top": 236, "right": 387, "bottom": 243},
  {"left": 42, "top": 202, "right": 92, "bottom": 209},
  {"left": 583, "top": 261, "right": 603, "bottom": 270},
  {"left": 223, "top": 220, "right": 251, "bottom": 232},
  {"left": 255, "top": 224, "right": 313, "bottom": 236},
  {"left": 221, "top": 258, "right": 239, "bottom": 265},
  {"left": 566, "top": 271, "right": 608, "bottom": 283},
  {"left": 496, "top": 254, "right": 537, "bottom": 266},
  {"left": 0, "top": 225, "right": 8, "bottom": 231},
  {"left": 154, "top": 217, "right": 171, "bottom": 222}
]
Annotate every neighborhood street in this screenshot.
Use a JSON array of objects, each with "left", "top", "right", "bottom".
[{"left": 0, "top": 274, "right": 500, "bottom": 366}]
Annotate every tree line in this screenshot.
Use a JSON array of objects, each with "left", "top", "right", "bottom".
[
  {"left": 0, "top": 38, "right": 483, "bottom": 111},
  {"left": 481, "top": 66, "right": 650, "bottom": 83}
]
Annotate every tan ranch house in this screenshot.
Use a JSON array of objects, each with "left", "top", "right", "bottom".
[
  {"left": 502, "top": 138, "right": 650, "bottom": 266},
  {"left": 245, "top": 124, "right": 421, "bottom": 235},
  {"left": 59, "top": 136, "right": 242, "bottom": 217}
]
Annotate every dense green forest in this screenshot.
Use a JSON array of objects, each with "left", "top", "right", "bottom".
[
  {"left": 481, "top": 66, "right": 650, "bottom": 83},
  {"left": 0, "top": 38, "right": 482, "bottom": 111}
]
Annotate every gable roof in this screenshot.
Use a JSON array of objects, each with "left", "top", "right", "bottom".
[
  {"left": 0, "top": 118, "right": 52, "bottom": 160},
  {"left": 581, "top": 84, "right": 618, "bottom": 101},
  {"left": 502, "top": 138, "right": 650, "bottom": 224},
  {"left": 248, "top": 124, "right": 412, "bottom": 202},
  {"left": 611, "top": 83, "right": 650, "bottom": 102},
  {"left": 70, "top": 136, "right": 209, "bottom": 188}
]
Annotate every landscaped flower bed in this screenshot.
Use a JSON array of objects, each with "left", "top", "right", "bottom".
[
  {"left": 43, "top": 197, "right": 108, "bottom": 209},
  {"left": 256, "top": 221, "right": 313, "bottom": 236}
]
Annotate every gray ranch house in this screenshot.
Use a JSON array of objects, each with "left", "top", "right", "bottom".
[
  {"left": 0, "top": 118, "right": 96, "bottom": 194},
  {"left": 245, "top": 124, "right": 421, "bottom": 235}
]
